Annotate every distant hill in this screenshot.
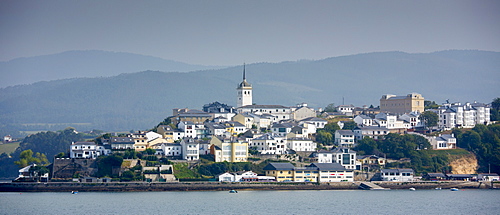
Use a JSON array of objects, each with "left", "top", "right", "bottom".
[
  {"left": 0, "top": 50, "right": 225, "bottom": 88},
  {"left": 0, "top": 50, "right": 499, "bottom": 133}
]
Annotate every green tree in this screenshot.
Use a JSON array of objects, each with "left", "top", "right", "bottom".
[
  {"left": 324, "top": 103, "right": 336, "bottom": 112},
  {"left": 316, "top": 130, "right": 333, "bottom": 145},
  {"left": 424, "top": 100, "right": 440, "bottom": 109},
  {"left": 490, "top": 97, "right": 500, "bottom": 121},
  {"left": 14, "top": 150, "right": 49, "bottom": 168},
  {"left": 419, "top": 111, "right": 438, "bottom": 130},
  {"left": 342, "top": 121, "right": 357, "bottom": 130}
]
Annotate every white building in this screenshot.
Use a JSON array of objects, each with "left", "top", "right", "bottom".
[
  {"left": 432, "top": 102, "right": 490, "bottom": 130},
  {"left": 287, "top": 137, "right": 316, "bottom": 152},
  {"left": 180, "top": 138, "right": 200, "bottom": 161},
  {"left": 353, "top": 126, "right": 390, "bottom": 141},
  {"left": 251, "top": 133, "right": 286, "bottom": 154},
  {"left": 238, "top": 105, "right": 293, "bottom": 123},
  {"left": 336, "top": 105, "right": 355, "bottom": 116},
  {"left": 428, "top": 134, "right": 456, "bottom": 150},
  {"left": 381, "top": 169, "right": 414, "bottom": 182},
  {"left": 161, "top": 143, "right": 182, "bottom": 157},
  {"left": 353, "top": 115, "right": 374, "bottom": 127},
  {"left": 335, "top": 130, "right": 355, "bottom": 147},
  {"left": 331, "top": 147, "right": 357, "bottom": 170},
  {"left": 70, "top": 141, "right": 108, "bottom": 159}
]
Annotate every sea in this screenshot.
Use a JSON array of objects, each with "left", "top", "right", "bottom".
[{"left": 1, "top": 189, "right": 499, "bottom": 215}]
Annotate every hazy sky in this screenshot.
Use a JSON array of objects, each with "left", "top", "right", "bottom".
[{"left": 1, "top": 0, "right": 499, "bottom": 65}]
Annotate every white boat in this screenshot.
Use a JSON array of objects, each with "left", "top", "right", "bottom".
[
  {"left": 435, "top": 187, "right": 442, "bottom": 190},
  {"left": 71, "top": 191, "right": 78, "bottom": 194},
  {"left": 450, "top": 188, "right": 459, "bottom": 191},
  {"left": 409, "top": 187, "right": 416, "bottom": 191},
  {"left": 229, "top": 190, "right": 238, "bottom": 193}
]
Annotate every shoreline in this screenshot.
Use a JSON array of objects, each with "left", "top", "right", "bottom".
[{"left": 1, "top": 181, "right": 498, "bottom": 192}]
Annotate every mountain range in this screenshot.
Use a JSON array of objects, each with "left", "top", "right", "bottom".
[
  {"left": 0, "top": 50, "right": 224, "bottom": 88},
  {"left": 1, "top": 50, "right": 499, "bottom": 134}
]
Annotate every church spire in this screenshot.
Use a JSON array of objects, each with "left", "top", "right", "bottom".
[{"left": 243, "top": 63, "right": 246, "bottom": 81}]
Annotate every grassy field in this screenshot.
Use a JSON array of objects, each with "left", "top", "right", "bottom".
[{"left": 0, "top": 142, "right": 20, "bottom": 154}]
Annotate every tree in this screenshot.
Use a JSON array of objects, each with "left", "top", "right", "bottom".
[
  {"left": 342, "top": 121, "right": 357, "bottom": 130},
  {"left": 419, "top": 111, "right": 438, "bottom": 130},
  {"left": 490, "top": 97, "right": 500, "bottom": 121},
  {"left": 316, "top": 130, "right": 333, "bottom": 145},
  {"left": 424, "top": 100, "right": 440, "bottom": 109},
  {"left": 14, "top": 150, "right": 49, "bottom": 168},
  {"left": 324, "top": 103, "right": 336, "bottom": 112}
]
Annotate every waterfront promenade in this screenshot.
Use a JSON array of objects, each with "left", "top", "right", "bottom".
[{"left": 1, "top": 181, "right": 498, "bottom": 192}]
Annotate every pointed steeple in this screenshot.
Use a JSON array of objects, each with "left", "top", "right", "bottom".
[{"left": 243, "top": 63, "right": 246, "bottom": 81}]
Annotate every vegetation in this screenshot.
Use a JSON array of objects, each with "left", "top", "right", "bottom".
[
  {"left": 490, "top": 97, "right": 500, "bottom": 121},
  {"left": 96, "top": 154, "right": 123, "bottom": 178},
  {"left": 315, "top": 123, "right": 340, "bottom": 145},
  {"left": 419, "top": 111, "right": 438, "bottom": 129},
  {"left": 424, "top": 100, "right": 440, "bottom": 109},
  {"left": 0, "top": 142, "right": 20, "bottom": 154},
  {"left": 453, "top": 123, "right": 500, "bottom": 174},
  {"left": 14, "top": 149, "right": 49, "bottom": 168}
]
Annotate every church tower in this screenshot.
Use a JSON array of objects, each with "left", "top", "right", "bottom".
[{"left": 237, "top": 64, "right": 252, "bottom": 107}]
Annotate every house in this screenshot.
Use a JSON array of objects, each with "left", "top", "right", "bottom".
[
  {"left": 250, "top": 133, "right": 286, "bottom": 155},
  {"left": 310, "top": 150, "right": 333, "bottom": 163},
  {"left": 271, "top": 122, "right": 295, "bottom": 136},
  {"left": 292, "top": 104, "right": 316, "bottom": 121},
  {"left": 399, "top": 112, "right": 421, "bottom": 128},
  {"left": 286, "top": 137, "right": 316, "bottom": 152},
  {"left": 353, "top": 126, "right": 390, "bottom": 141},
  {"left": 429, "top": 134, "right": 456, "bottom": 150},
  {"left": 357, "top": 155, "right": 385, "bottom": 171},
  {"left": 210, "top": 136, "right": 248, "bottom": 162},
  {"left": 299, "top": 117, "right": 327, "bottom": 129},
  {"left": 237, "top": 104, "right": 292, "bottom": 123},
  {"left": 156, "top": 125, "right": 175, "bottom": 143},
  {"left": 171, "top": 108, "right": 213, "bottom": 125},
  {"left": 204, "top": 122, "right": 229, "bottom": 137},
  {"left": 161, "top": 143, "right": 182, "bottom": 157},
  {"left": 70, "top": 141, "right": 107, "bottom": 159},
  {"left": 353, "top": 115, "right": 373, "bottom": 127},
  {"left": 477, "top": 173, "right": 499, "bottom": 181},
  {"left": 263, "top": 163, "right": 296, "bottom": 182},
  {"left": 179, "top": 137, "right": 200, "bottom": 161},
  {"left": 379, "top": 93, "right": 425, "bottom": 114},
  {"left": 223, "top": 121, "right": 247, "bottom": 136},
  {"left": 331, "top": 147, "right": 357, "bottom": 170},
  {"left": 110, "top": 137, "right": 135, "bottom": 151},
  {"left": 203, "top": 101, "right": 236, "bottom": 119},
  {"left": 334, "top": 130, "right": 355, "bottom": 147},
  {"left": 218, "top": 172, "right": 236, "bottom": 182},
  {"left": 232, "top": 113, "right": 255, "bottom": 129},
  {"left": 336, "top": 105, "right": 355, "bottom": 116},
  {"left": 380, "top": 169, "right": 414, "bottom": 182},
  {"left": 16, "top": 164, "right": 49, "bottom": 182},
  {"left": 422, "top": 173, "right": 447, "bottom": 181}
]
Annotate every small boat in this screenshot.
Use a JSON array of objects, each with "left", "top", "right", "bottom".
[
  {"left": 450, "top": 188, "right": 459, "bottom": 191},
  {"left": 71, "top": 191, "right": 78, "bottom": 194},
  {"left": 229, "top": 190, "right": 238, "bottom": 193},
  {"left": 409, "top": 187, "right": 416, "bottom": 191},
  {"left": 435, "top": 187, "right": 442, "bottom": 190}
]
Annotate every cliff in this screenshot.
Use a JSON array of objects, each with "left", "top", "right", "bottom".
[{"left": 449, "top": 154, "right": 478, "bottom": 174}]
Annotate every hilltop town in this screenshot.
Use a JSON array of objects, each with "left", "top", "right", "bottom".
[{"left": 12, "top": 66, "right": 500, "bottom": 185}]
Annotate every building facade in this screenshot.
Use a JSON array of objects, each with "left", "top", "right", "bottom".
[{"left": 379, "top": 93, "right": 424, "bottom": 114}]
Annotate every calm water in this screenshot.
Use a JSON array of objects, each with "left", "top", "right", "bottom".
[{"left": 1, "top": 189, "right": 499, "bottom": 214}]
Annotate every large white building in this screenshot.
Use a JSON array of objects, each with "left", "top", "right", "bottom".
[{"left": 432, "top": 102, "right": 490, "bottom": 130}]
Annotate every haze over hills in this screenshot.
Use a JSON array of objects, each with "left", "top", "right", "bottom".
[
  {"left": 0, "top": 50, "right": 225, "bottom": 88},
  {"left": 0, "top": 50, "right": 499, "bottom": 134}
]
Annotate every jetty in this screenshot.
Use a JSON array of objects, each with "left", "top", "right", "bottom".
[{"left": 357, "top": 182, "right": 389, "bottom": 190}]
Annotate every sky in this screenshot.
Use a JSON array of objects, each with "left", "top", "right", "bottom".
[{"left": 1, "top": 0, "right": 499, "bottom": 66}]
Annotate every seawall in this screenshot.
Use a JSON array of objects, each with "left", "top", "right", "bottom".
[{"left": 1, "top": 181, "right": 498, "bottom": 192}]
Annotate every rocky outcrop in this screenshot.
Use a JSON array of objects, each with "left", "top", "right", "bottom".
[{"left": 449, "top": 154, "right": 478, "bottom": 174}]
